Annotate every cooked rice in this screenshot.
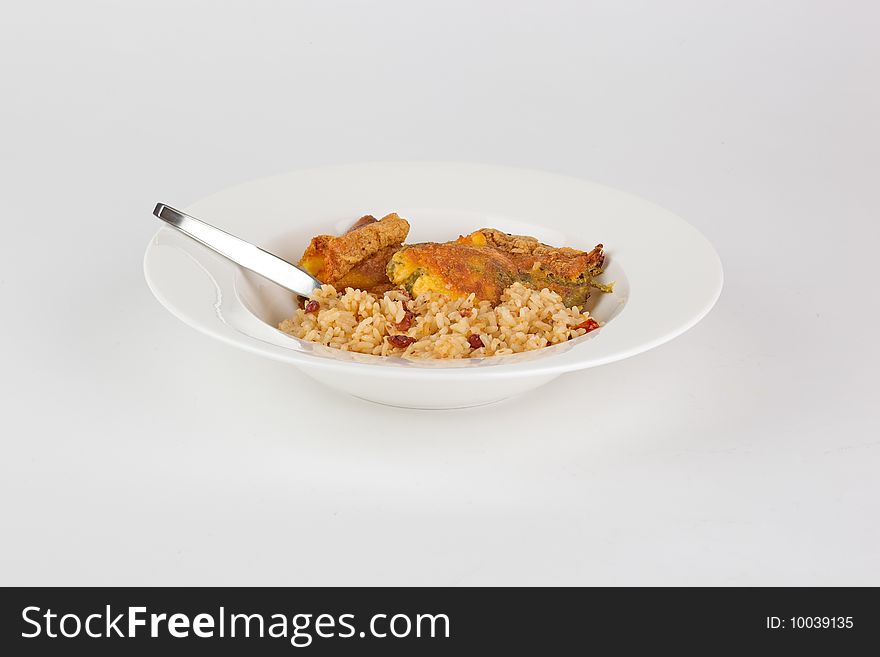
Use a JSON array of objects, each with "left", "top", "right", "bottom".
[{"left": 278, "top": 282, "right": 598, "bottom": 359}]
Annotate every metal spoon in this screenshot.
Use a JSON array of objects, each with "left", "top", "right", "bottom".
[{"left": 152, "top": 203, "right": 321, "bottom": 297}]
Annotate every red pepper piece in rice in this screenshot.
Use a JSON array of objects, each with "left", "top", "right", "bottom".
[
  {"left": 467, "top": 334, "right": 484, "bottom": 349},
  {"left": 386, "top": 334, "right": 416, "bottom": 349},
  {"left": 395, "top": 310, "right": 415, "bottom": 331},
  {"left": 574, "top": 318, "right": 600, "bottom": 333}
]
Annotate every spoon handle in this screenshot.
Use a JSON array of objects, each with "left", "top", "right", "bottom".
[{"left": 152, "top": 203, "right": 321, "bottom": 297}]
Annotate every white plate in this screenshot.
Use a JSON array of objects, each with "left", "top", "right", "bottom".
[{"left": 144, "top": 162, "right": 722, "bottom": 408}]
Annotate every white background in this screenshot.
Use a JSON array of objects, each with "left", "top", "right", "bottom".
[{"left": 1, "top": 1, "right": 877, "bottom": 585}]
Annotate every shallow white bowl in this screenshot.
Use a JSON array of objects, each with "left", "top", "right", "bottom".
[{"left": 144, "top": 162, "right": 722, "bottom": 409}]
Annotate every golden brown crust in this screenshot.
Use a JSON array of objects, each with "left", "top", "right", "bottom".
[
  {"left": 392, "top": 229, "right": 607, "bottom": 306},
  {"left": 389, "top": 243, "right": 516, "bottom": 304},
  {"left": 299, "top": 212, "right": 410, "bottom": 282},
  {"left": 460, "top": 228, "right": 605, "bottom": 280},
  {"left": 461, "top": 228, "right": 543, "bottom": 254},
  {"left": 299, "top": 219, "right": 607, "bottom": 307},
  {"left": 331, "top": 244, "right": 401, "bottom": 294}
]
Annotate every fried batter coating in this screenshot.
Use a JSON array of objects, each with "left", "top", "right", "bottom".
[
  {"left": 298, "top": 213, "right": 410, "bottom": 293},
  {"left": 330, "top": 244, "right": 401, "bottom": 294},
  {"left": 389, "top": 228, "right": 607, "bottom": 306},
  {"left": 459, "top": 229, "right": 605, "bottom": 277},
  {"left": 387, "top": 243, "right": 517, "bottom": 302}
]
